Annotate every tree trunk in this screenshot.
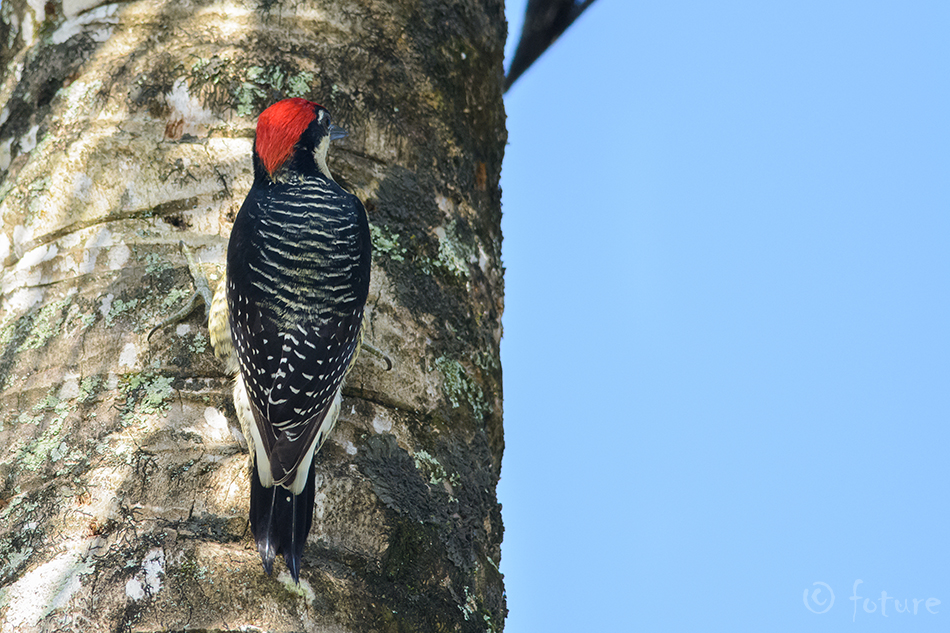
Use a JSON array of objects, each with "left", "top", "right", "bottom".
[{"left": 0, "top": 1, "right": 506, "bottom": 631}]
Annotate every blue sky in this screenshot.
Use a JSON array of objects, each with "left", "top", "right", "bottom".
[{"left": 498, "top": 1, "right": 949, "bottom": 631}]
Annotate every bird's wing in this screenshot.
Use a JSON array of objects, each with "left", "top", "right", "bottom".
[{"left": 230, "top": 291, "right": 361, "bottom": 484}]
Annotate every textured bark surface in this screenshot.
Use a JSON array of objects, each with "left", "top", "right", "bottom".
[{"left": 0, "top": 1, "right": 506, "bottom": 631}]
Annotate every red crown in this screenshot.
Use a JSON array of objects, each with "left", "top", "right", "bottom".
[{"left": 255, "top": 98, "right": 322, "bottom": 176}]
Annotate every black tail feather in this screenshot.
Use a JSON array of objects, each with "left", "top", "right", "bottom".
[
  {"left": 250, "top": 481, "right": 278, "bottom": 574},
  {"left": 249, "top": 461, "right": 317, "bottom": 582}
]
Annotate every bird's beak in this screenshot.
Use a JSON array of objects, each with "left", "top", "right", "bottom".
[{"left": 329, "top": 124, "right": 348, "bottom": 141}]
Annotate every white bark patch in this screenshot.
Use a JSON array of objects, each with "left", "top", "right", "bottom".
[
  {"left": 372, "top": 414, "right": 392, "bottom": 434},
  {"left": 19, "top": 125, "right": 38, "bottom": 154},
  {"left": 77, "top": 251, "right": 97, "bottom": 274},
  {"left": 4, "top": 287, "right": 44, "bottom": 314},
  {"left": 119, "top": 342, "right": 139, "bottom": 368},
  {"left": 52, "top": 3, "right": 119, "bottom": 44},
  {"left": 176, "top": 323, "right": 192, "bottom": 336},
  {"left": 198, "top": 242, "right": 225, "bottom": 263},
  {"left": 86, "top": 227, "right": 113, "bottom": 248},
  {"left": 125, "top": 577, "right": 145, "bottom": 601},
  {"left": 203, "top": 406, "right": 229, "bottom": 441},
  {"left": 436, "top": 194, "right": 454, "bottom": 215},
  {"left": 16, "top": 243, "right": 55, "bottom": 271},
  {"left": 99, "top": 293, "right": 113, "bottom": 319},
  {"left": 107, "top": 242, "right": 130, "bottom": 270},
  {"left": 125, "top": 547, "right": 165, "bottom": 601},
  {"left": 0, "top": 137, "right": 13, "bottom": 171},
  {"left": 165, "top": 78, "right": 217, "bottom": 139},
  {"left": 59, "top": 232, "right": 82, "bottom": 248},
  {"left": 313, "top": 489, "right": 327, "bottom": 521},
  {"left": 1, "top": 244, "right": 56, "bottom": 294},
  {"left": 80, "top": 227, "right": 112, "bottom": 274},
  {"left": 0, "top": 546, "right": 94, "bottom": 629},
  {"left": 58, "top": 371, "right": 82, "bottom": 400},
  {"left": 26, "top": 1, "right": 46, "bottom": 21},
  {"left": 20, "top": 7, "right": 35, "bottom": 46},
  {"left": 478, "top": 244, "right": 490, "bottom": 273},
  {"left": 70, "top": 174, "right": 93, "bottom": 204},
  {"left": 13, "top": 224, "right": 34, "bottom": 252},
  {"left": 311, "top": 473, "right": 327, "bottom": 521},
  {"left": 55, "top": 254, "right": 79, "bottom": 275}
]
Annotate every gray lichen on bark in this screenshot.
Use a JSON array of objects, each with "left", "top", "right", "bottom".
[{"left": 0, "top": 1, "right": 506, "bottom": 631}]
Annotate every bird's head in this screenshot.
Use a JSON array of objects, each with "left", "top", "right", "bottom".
[{"left": 253, "top": 98, "right": 347, "bottom": 182}]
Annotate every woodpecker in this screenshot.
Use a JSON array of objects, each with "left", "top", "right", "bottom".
[{"left": 209, "top": 98, "right": 371, "bottom": 581}]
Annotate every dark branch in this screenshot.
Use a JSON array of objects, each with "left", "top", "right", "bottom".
[{"left": 505, "top": 0, "right": 598, "bottom": 92}]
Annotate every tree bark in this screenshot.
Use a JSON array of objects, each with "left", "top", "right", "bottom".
[{"left": 0, "top": 1, "right": 506, "bottom": 631}]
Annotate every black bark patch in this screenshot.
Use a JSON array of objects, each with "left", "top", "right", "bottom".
[{"left": 357, "top": 433, "right": 437, "bottom": 523}]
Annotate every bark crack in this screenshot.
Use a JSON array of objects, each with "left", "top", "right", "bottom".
[{"left": 8, "top": 197, "right": 200, "bottom": 265}]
